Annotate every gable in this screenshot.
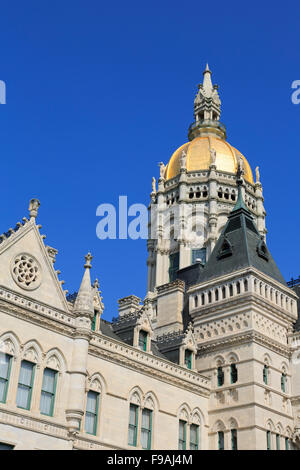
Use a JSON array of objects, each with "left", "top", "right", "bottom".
[{"left": 0, "top": 221, "right": 69, "bottom": 311}]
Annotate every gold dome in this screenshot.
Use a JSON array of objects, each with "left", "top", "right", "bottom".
[{"left": 165, "top": 136, "right": 253, "bottom": 184}]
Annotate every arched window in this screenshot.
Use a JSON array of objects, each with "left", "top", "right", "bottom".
[
  {"left": 263, "top": 364, "right": 269, "bottom": 385},
  {"left": 230, "top": 364, "right": 238, "bottom": 384},
  {"left": 222, "top": 286, "right": 226, "bottom": 299},
  {"left": 281, "top": 372, "right": 287, "bottom": 393},
  {"left": 128, "top": 403, "right": 139, "bottom": 446},
  {"left": 194, "top": 296, "right": 198, "bottom": 308},
  {"left": 218, "top": 430, "right": 224, "bottom": 450},
  {"left": 231, "top": 429, "right": 238, "bottom": 450},
  {"left": 217, "top": 366, "right": 224, "bottom": 386},
  {"left": 215, "top": 289, "right": 219, "bottom": 301},
  {"left": 141, "top": 408, "right": 152, "bottom": 449}
]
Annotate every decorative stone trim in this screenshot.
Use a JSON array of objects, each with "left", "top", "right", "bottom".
[
  {"left": 157, "top": 279, "right": 185, "bottom": 296},
  {"left": 89, "top": 333, "right": 210, "bottom": 396}
]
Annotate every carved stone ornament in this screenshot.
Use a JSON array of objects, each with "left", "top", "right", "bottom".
[{"left": 11, "top": 253, "right": 42, "bottom": 291}]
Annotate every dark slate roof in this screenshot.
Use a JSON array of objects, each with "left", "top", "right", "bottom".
[
  {"left": 99, "top": 318, "right": 169, "bottom": 360},
  {"left": 199, "top": 193, "right": 287, "bottom": 285},
  {"left": 179, "top": 187, "right": 287, "bottom": 287}
]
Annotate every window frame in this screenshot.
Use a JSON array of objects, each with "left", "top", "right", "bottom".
[
  {"left": 217, "top": 366, "right": 224, "bottom": 387},
  {"left": 263, "top": 365, "right": 268, "bottom": 385},
  {"left": 231, "top": 429, "right": 238, "bottom": 450},
  {"left": 84, "top": 390, "right": 100, "bottom": 436},
  {"left": 16, "top": 360, "right": 36, "bottom": 410},
  {"left": 218, "top": 430, "right": 224, "bottom": 450},
  {"left": 178, "top": 420, "right": 187, "bottom": 450},
  {"left": 0, "top": 353, "right": 12, "bottom": 404},
  {"left": 40, "top": 367, "right": 58, "bottom": 417},
  {"left": 128, "top": 403, "right": 139, "bottom": 447},
  {"left": 190, "top": 423, "right": 199, "bottom": 450},
  {"left": 184, "top": 350, "right": 192, "bottom": 370},
  {"left": 138, "top": 330, "right": 148, "bottom": 352},
  {"left": 141, "top": 408, "right": 152, "bottom": 450},
  {"left": 267, "top": 430, "right": 271, "bottom": 450},
  {"left": 230, "top": 363, "right": 238, "bottom": 384}
]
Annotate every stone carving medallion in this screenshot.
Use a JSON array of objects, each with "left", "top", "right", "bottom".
[{"left": 11, "top": 253, "right": 42, "bottom": 290}]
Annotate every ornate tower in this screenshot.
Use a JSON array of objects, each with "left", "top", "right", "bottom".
[{"left": 147, "top": 65, "right": 266, "bottom": 293}]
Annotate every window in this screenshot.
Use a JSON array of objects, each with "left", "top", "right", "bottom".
[
  {"left": 191, "top": 248, "right": 206, "bottom": 265},
  {"left": 92, "top": 311, "right": 97, "bottom": 331},
  {"left": 128, "top": 404, "right": 138, "bottom": 446},
  {"left": 218, "top": 431, "right": 224, "bottom": 450},
  {"left": 0, "top": 353, "right": 12, "bottom": 404},
  {"left": 263, "top": 365, "right": 268, "bottom": 385},
  {"left": 185, "top": 350, "right": 192, "bottom": 370},
  {"left": 276, "top": 433, "right": 280, "bottom": 450},
  {"left": 178, "top": 420, "right": 186, "bottom": 450},
  {"left": 231, "top": 429, "right": 238, "bottom": 450},
  {"left": 169, "top": 252, "right": 179, "bottom": 282},
  {"left": 217, "top": 366, "right": 224, "bottom": 386},
  {"left": 40, "top": 368, "right": 57, "bottom": 416},
  {"left": 190, "top": 424, "right": 199, "bottom": 450},
  {"left": 267, "top": 431, "right": 271, "bottom": 450},
  {"left": 0, "top": 443, "right": 14, "bottom": 450},
  {"left": 230, "top": 364, "right": 238, "bottom": 384},
  {"left": 16, "top": 360, "right": 35, "bottom": 410},
  {"left": 138, "top": 330, "right": 148, "bottom": 352},
  {"left": 285, "top": 437, "right": 289, "bottom": 450},
  {"left": 281, "top": 373, "right": 286, "bottom": 393},
  {"left": 84, "top": 390, "right": 99, "bottom": 435},
  {"left": 141, "top": 408, "right": 152, "bottom": 449}
]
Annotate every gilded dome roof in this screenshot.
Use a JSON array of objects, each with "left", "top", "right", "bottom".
[{"left": 165, "top": 136, "right": 253, "bottom": 184}]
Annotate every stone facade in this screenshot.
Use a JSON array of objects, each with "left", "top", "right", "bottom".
[{"left": 0, "top": 66, "right": 299, "bottom": 451}]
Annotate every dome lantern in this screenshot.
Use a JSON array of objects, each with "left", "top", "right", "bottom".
[{"left": 188, "top": 64, "right": 226, "bottom": 141}]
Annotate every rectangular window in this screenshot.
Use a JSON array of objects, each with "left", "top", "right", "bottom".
[
  {"left": 281, "top": 373, "right": 286, "bottom": 393},
  {"left": 190, "top": 424, "right": 199, "bottom": 450},
  {"left": 40, "top": 368, "right": 57, "bottom": 416},
  {"left": 230, "top": 364, "right": 238, "bottom": 384},
  {"left": 92, "top": 311, "right": 97, "bottom": 331},
  {"left": 84, "top": 390, "right": 99, "bottom": 435},
  {"left": 231, "top": 429, "right": 238, "bottom": 450},
  {"left": 16, "top": 360, "right": 35, "bottom": 410},
  {"left": 218, "top": 431, "right": 224, "bottom": 450},
  {"left": 178, "top": 420, "right": 186, "bottom": 450},
  {"left": 217, "top": 366, "right": 224, "bottom": 386},
  {"left": 169, "top": 252, "right": 179, "bottom": 282},
  {"left": 0, "top": 353, "right": 12, "bottom": 403},
  {"left": 191, "top": 248, "right": 206, "bottom": 265},
  {"left": 138, "top": 331, "right": 148, "bottom": 352},
  {"left": 263, "top": 365, "right": 268, "bottom": 385},
  {"left": 285, "top": 437, "right": 289, "bottom": 450},
  {"left": 141, "top": 408, "right": 152, "bottom": 449},
  {"left": 267, "top": 431, "right": 271, "bottom": 450},
  {"left": 276, "top": 434, "right": 280, "bottom": 450},
  {"left": 128, "top": 404, "right": 138, "bottom": 446},
  {"left": 184, "top": 350, "right": 192, "bottom": 370}
]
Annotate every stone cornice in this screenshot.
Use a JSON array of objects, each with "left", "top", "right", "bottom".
[
  {"left": 196, "top": 330, "right": 290, "bottom": 357},
  {"left": 89, "top": 333, "right": 211, "bottom": 397},
  {"left": 0, "top": 286, "right": 75, "bottom": 337}
]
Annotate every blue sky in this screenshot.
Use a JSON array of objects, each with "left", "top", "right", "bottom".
[{"left": 0, "top": 0, "right": 299, "bottom": 320}]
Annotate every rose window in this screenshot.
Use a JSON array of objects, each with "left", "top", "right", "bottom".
[{"left": 11, "top": 254, "right": 41, "bottom": 290}]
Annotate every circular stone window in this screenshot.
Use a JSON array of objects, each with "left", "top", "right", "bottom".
[{"left": 11, "top": 253, "right": 42, "bottom": 290}]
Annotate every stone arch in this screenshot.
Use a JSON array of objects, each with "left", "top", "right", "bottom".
[
  {"left": 263, "top": 353, "right": 272, "bottom": 366},
  {"left": 22, "top": 339, "right": 43, "bottom": 363},
  {"left": 213, "top": 419, "right": 226, "bottom": 432},
  {"left": 214, "top": 355, "right": 225, "bottom": 367},
  {"left": 266, "top": 419, "right": 275, "bottom": 431},
  {"left": 128, "top": 386, "right": 143, "bottom": 406},
  {"left": 286, "top": 426, "right": 292, "bottom": 438},
  {"left": 228, "top": 417, "right": 239, "bottom": 429},
  {"left": 281, "top": 361, "right": 289, "bottom": 374},
  {"left": 0, "top": 331, "right": 21, "bottom": 357},
  {"left": 276, "top": 422, "right": 283, "bottom": 435},
  {"left": 191, "top": 407, "right": 205, "bottom": 427},
  {"left": 177, "top": 403, "right": 191, "bottom": 423},
  {"left": 88, "top": 372, "right": 106, "bottom": 394},
  {"left": 45, "top": 348, "right": 67, "bottom": 373},
  {"left": 144, "top": 391, "right": 159, "bottom": 411},
  {"left": 227, "top": 352, "right": 239, "bottom": 364}
]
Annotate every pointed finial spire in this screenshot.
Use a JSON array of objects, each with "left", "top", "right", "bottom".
[
  {"left": 188, "top": 64, "right": 225, "bottom": 141},
  {"left": 232, "top": 164, "right": 249, "bottom": 212},
  {"left": 73, "top": 253, "right": 94, "bottom": 317},
  {"left": 29, "top": 198, "right": 40, "bottom": 220}
]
